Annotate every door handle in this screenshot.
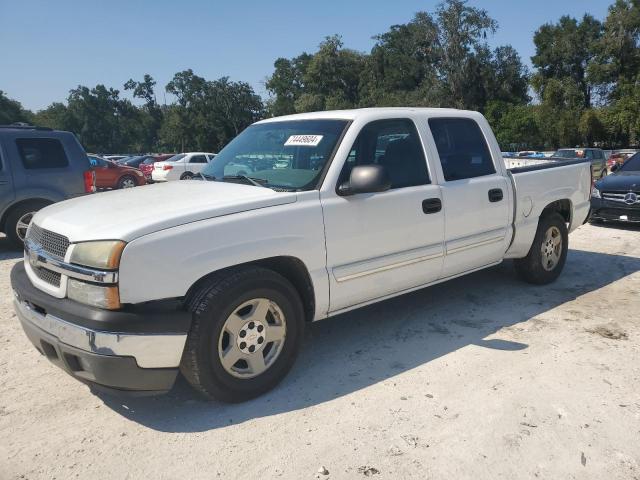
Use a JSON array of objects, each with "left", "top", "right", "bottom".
[
  {"left": 422, "top": 198, "right": 442, "bottom": 214},
  {"left": 488, "top": 188, "right": 503, "bottom": 202}
]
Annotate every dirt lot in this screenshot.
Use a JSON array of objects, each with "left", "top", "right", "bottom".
[{"left": 1, "top": 223, "right": 639, "bottom": 480}]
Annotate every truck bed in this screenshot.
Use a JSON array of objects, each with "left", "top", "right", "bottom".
[{"left": 504, "top": 158, "right": 592, "bottom": 259}]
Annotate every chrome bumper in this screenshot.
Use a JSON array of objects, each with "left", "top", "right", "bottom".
[{"left": 14, "top": 297, "right": 186, "bottom": 369}]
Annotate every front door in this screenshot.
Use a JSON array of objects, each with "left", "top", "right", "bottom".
[
  {"left": 321, "top": 118, "right": 445, "bottom": 312},
  {"left": 427, "top": 117, "right": 510, "bottom": 278}
]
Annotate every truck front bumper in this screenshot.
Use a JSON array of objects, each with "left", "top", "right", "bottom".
[{"left": 11, "top": 262, "right": 191, "bottom": 396}]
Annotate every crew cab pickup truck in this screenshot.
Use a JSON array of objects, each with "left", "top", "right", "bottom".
[{"left": 11, "top": 108, "right": 591, "bottom": 402}]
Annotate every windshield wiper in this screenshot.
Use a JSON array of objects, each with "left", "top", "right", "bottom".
[
  {"left": 194, "top": 173, "right": 216, "bottom": 181},
  {"left": 222, "top": 175, "right": 267, "bottom": 188}
]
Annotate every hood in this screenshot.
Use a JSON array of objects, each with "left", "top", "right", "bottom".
[
  {"left": 33, "top": 181, "right": 297, "bottom": 242},
  {"left": 596, "top": 172, "right": 640, "bottom": 192}
]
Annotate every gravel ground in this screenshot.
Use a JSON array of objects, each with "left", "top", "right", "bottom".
[{"left": 1, "top": 223, "right": 639, "bottom": 480}]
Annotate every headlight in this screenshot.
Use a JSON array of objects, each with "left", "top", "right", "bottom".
[
  {"left": 67, "top": 279, "right": 121, "bottom": 309},
  {"left": 70, "top": 241, "right": 126, "bottom": 269},
  {"left": 591, "top": 186, "right": 601, "bottom": 199}
]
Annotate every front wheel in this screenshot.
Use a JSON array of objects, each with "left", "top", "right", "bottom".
[
  {"left": 180, "top": 266, "right": 305, "bottom": 402},
  {"left": 514, "top": 213, "right": 568, "bottom": 285},
  {"left": 118, "top": 175, "right": 136, "bottom": 189}
]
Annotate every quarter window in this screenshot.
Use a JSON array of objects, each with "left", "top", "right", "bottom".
[
  {"left": 340, "top": 119, "right": 430, "bottom": 189},
  {"left": 16, "top": 138, "right": 69, "bottom": 170},
  {"left": 428, "top": 118, "right": 495, "bottom": 181}
]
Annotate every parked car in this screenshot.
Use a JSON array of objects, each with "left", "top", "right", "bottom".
[
  {"left": 11, "top": 108, "right": 591, "bottom": 401},
  {"left": 552, "top": 148, "right": 607, "bottom": 179},
  {"left": 138, "top": 154, "right": 176, "bottom": 182},
  {"left": 0, "top": 125, "right": 95, "bottom": 247},
  {"left": 88, "top": 155, "right": 146, "bottom": 189},
  {"left": 151, "top": 152, "right": 216, "bottom": 182},
  {"left": 591, "top": 152, "right": 640, "bottom": 223},
  {"left": 517, "top": 151, "right": 545, "bottom": 158},
  {"left": 120, "top": 155, "right": 155, "bottom": 169}
]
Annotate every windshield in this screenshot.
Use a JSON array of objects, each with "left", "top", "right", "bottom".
[
  {"left": 166, "top": 154, "right": 186, "bottom": 163},
  {"left": 142, "top": 157, "right": 157, "bottom": 165},
  {"left": 619, "top": 153, "right": 640, "bottom": 172},
  {"left": 202, "top": 119, "right": 349, "bottom": 190}
]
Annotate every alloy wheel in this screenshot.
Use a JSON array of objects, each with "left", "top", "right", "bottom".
[
  {"left": 540, "top": 226, "right": 562, "bottom": 271},
  {"left": 15, "top": 212, "right": 35, "bottom": 241},
  {"left": 217, "top": 298, "right": 287, "bottom": 379}
]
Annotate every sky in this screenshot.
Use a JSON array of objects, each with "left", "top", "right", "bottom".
[{"left": 1, "top": 0, "right": 612, "bottom": 112}]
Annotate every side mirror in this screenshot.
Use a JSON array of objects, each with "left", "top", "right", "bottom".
[
  {"left": 610, "top": 163, "right": 619, "bottom": 172},
  {"left": 338, "top": 164, "right": 391, "bottom": 196}
]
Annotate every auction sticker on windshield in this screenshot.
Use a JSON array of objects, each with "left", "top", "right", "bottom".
[{"left": 285, "top": 135, "right": 324, "bottom": 147}]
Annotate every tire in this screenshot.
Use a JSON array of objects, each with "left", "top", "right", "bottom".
[
  {"left": 118, "top": 175, "right": 136, "bottom": 189},
  {"left": 4, "top": 201, "right": 50, "bottom": 248},
  {"left": 514, "top": 213, "right": 568, "bottom": 285},
  {"left": 180, "top": 266, "right": 305, "bottom": 402},
  {"left": 180, "top": 172, "right": 194, "bottom": 180}
]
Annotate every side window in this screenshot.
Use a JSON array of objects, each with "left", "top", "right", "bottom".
[
  {"left": 16, "top": 138, "right": 69, "bottom": 170},
  {"left": 340, "top": 119, "right": 429, "bottom": 189},
  {"left": 428, "top": 118, "right": 495, "bottom": 181},
  {"left": 190, "top": 155, "right": 207, "bottom": 164}
]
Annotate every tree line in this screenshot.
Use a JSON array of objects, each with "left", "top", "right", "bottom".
[{"left": 1, "top": 0, "right": 639, "bottom": 153}]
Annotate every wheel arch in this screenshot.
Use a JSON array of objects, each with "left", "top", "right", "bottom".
[
  {"left": 0, "top": 198, "right": 53, "bottom": 233},
  {"left": 185, "top": 256, "right": 316, "bottom": 323},
  {"left": 541, "top": 198, "right": 572, "bottom": 225}
]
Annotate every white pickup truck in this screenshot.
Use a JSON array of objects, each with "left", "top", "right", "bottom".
[{"left": 11, "top": 108, "right": 591, "bottom": 402}]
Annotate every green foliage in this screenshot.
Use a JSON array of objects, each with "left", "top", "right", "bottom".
[
  {"left": 266, "top": 1, "right": 529, "bottom": 116},
  {"left": 0, "top": 90, "right": 33, "bottom": 125}
]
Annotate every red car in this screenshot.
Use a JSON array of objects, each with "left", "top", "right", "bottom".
[
  {"left": 88, "top": 155, "right": 146, "bottom": 189},
  {"left": 139, "top": 154, "right": 177, "bottom": 182}
]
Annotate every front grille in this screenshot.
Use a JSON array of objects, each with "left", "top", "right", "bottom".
[
  {"left": 27, "top": 224, "right": 70, "bottom": 259},
  {"left": 33, "top": 266, "right": 62, "bottom": 287}
]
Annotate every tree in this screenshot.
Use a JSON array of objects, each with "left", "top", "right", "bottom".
[
  {"left": 532, "top": 15, "right": 602, "bottom": 108},
  {"left": 125, "top": 74, "right": 162, "bottom": 151},
  {"left": 579, "top": 109, "right": 607, "bottom": 146},
  {"left": 265, "top": 54, "right": 311, "bottom": 116},
  {"left": 0, "top": 90, "right": 33, "bottom": 125},
  {"left": 160, "top": 71, "right": 264, "bottom": 152}
]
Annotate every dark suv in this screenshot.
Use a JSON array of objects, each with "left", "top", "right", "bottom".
[{"left": 0, "top": 126, "right": 95, "bottom": 248}]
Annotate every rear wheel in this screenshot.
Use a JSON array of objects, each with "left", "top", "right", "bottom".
[
  {"left": 514, "top": 213, "right": 568, "bottom": 285},
  {"left": 181, "top": 266, "right": 305, "bottom": 402},
  {"left": 4, "top": 201, "right": 49, "bottom": 248},
  {"left": 180, "top": 172, "right": 194, "bottom": 180},
  {"left": 118, "top": 175, "right": 136, "bottom": 189}
]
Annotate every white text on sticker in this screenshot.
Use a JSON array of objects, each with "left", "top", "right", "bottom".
[{"left": 285, "top": 135, "right": 323, "bottom": 147}]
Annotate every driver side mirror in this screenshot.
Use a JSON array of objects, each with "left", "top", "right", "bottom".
[{"left": 337, "top": 164, "right": 392, "bottom": 196}]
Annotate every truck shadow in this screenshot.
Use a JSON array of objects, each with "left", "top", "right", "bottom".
[
  {"left": 97, "top": 248, "right": 640, "bottom": 433},
  {"left": 0, "top": 235, "right": 22, "bottom": 260}
]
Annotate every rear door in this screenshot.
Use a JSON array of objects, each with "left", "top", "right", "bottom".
[
  {"left": 427, "top": 117, "right": 510, "bottom": 278},
  {"left": 0, "top": 139, "right": 16, "bottom": 214},
  {"left": 186, "top": 154, "right": 208, "bottom": 174}
]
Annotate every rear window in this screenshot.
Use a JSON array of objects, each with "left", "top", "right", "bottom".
[
  {"left": 16, "top": 138, "right": 69, "bottom": 169},
  {"left": 428, "top": 118, "right": 495, "bottom": 181}
]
